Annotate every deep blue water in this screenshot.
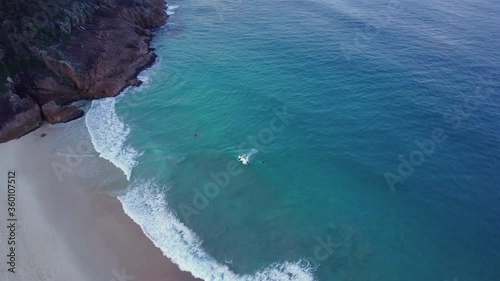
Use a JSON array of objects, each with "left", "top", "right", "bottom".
[{"left": 86, "top": 0, "right": 500, "bottom": 280}]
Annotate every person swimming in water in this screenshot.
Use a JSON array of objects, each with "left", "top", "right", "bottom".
[{"left": 238, "top": 155, "right": 249, "bottom": 165}]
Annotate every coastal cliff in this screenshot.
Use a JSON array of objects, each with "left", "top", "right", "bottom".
[{"left": 0, "top": 0, "right": 167, "bottom": 143}]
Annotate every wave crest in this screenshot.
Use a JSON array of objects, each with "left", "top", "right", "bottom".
[
  {"left": 118, "top": 179, "right": 316, "bottom": 281},
  {"left": 85, "top": 97, "right": 140, "bottom": 180}
]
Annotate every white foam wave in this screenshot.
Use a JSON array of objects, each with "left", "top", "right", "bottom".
[
  {"left": 85, "top": 97, "right": 140, "bottom": 180},
  {"left": 83, "top": 53, "right": 159, "bottom": 181},
  {"left": 167, "top": 4, "right": 179, "bottom": 15},
  {"left": 133, "top": 56, "right": 161, "bottom": 90},
  {"left": 137, "top": 73, "right": 152, "bottom": 87},
  {"left": 238, "top": 149, "right": 259, "bottom": 165},
  {"left": 118, "top": 179, "right": 316, "bottom": 281}
]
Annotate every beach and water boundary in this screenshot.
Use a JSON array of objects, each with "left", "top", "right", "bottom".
[
  {"left": 0, "top": 86, "right": 316, "bottom": 281},
  {"left": 0, "top": 117, "right": 201, "bottom": 281},
  {"left": 2, "top": 0, "right": 500, "bottom": 280},
  {"left": 0, "top": 17, "right": 315, "bottom": 281}
]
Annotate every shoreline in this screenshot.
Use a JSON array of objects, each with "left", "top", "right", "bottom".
[{"left": 0, "top": 119, "right": 201, "bottom": 281}]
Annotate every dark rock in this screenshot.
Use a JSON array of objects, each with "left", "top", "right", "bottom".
[
  {"left": 41, "top": 101, "right": 84, "bottom": 124},
  {"left": 128, "top": 78, "right": 143, "bottom": 87},
  {"left": 0, "top": 0, "right": 168, "bottom": 143},
  {"left": 32, "top": 76, "right": 81, "bottom": 105},
  {"left": 0, "top": 87, "right": 42, "bottom": 143}
]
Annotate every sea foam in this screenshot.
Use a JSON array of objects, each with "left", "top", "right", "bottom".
[
  {"left": 85, "top": 96, "right": 139, "bottom": 181},
  {"left": 118, "top": 179, "right": 316, "bottom": 281},
  {"left": 167, "top": 4, "right": 180, "bottom": 11},
  {"left": 84, "top": 95, "right": 315, "bottom": 280},
  {"left": 83, "top": 29, "right": 314, "bottom": 280},
  {"left": 84, "top": 55, "right": 161, "bottom": 181},
  {"left": 238, "top": 149, "right": 259, "bottom": 165},
  {"left": 167, "top": 4, "right": 179, "bottom": 15}
]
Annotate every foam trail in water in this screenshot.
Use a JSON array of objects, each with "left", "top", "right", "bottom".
[
  {"left": 118, "top": 179, "right": 316, "bottom": 281},
  {"left": 85, "top": 97, "right": 139, "bottom": 180},
  {"left": 238, "top": 149, "right": 258, "bottom": 165}
]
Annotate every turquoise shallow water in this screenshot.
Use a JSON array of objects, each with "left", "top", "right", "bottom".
[{"left": 86, "top": 0, "right": 500, "bottom": 280}]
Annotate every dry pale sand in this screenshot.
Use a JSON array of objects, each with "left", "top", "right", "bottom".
[{"left": 0, "top": 120, "right": 201, "bottom": 281}]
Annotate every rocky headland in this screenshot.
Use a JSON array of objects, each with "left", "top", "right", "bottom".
[{"left": 0, "top": 0, "right": 167, "bottom": 142}]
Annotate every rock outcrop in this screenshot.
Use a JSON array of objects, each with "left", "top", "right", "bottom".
[
  {"left": 0, "top": 82, "right": 42, "bottom": 143},
  {"left": 41, "top": 101, "right": 84, "bottom": 123},
  {"left": 0, "top": 0, "right": 167, "bottom": 143}
]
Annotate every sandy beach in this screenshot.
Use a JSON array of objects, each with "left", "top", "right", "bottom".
[{"left": 0, "top": 118, "right": 200, "bottom": 281}]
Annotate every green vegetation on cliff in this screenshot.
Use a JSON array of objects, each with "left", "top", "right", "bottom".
[
  {"left": 0, "top": 0, "right": 96, "bottom": 79},
  {"left": 0, "top": 0, "right": 167, "bottom": 142}
]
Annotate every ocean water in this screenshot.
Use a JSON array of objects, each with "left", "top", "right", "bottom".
[{"left": 85, "top": 0, "right": 500, "bottom": 280}]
